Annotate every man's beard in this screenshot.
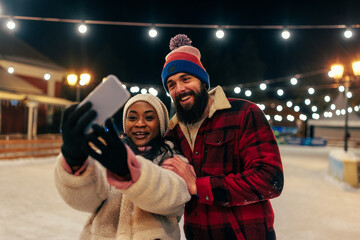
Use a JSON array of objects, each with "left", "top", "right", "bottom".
[{"left": 174, "top": 85, "right": 209, "bottom": 124}]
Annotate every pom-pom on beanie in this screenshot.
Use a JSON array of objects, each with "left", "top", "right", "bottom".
[
  {"left": 161, "top": 34, "right": 210, "bottom": 93},
  {"left": 122, "top": 94, "right": 169, "bottom": 137}
]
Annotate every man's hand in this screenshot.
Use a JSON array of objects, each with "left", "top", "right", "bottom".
[{"left": 162, "top": 156, "right": 197, "bottom": 195}]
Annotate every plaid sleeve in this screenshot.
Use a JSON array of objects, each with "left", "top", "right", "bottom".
[{"left": 199, "top": 104, "right": 284, "bottom": 206}]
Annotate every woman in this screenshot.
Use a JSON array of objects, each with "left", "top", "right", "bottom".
[{"left": 54, "top": 94, "right": 190, "bottom": 239}]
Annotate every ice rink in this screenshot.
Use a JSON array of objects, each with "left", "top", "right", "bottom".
[{"left": 1, "top": 145, "right": 360, "bottom": 240}]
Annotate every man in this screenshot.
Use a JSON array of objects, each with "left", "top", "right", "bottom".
[{"left": 161, "top": 34, "right": 284, "bottom": 240}]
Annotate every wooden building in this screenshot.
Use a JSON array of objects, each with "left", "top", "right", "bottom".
[{"left": 0, "top": 31, "right": 73, "bottom": 139}]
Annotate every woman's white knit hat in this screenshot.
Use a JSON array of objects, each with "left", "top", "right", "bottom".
[{"left": 122, "top": 94, "right": 169, "bottom": 137}]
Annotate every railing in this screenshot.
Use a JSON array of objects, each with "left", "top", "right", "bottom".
[
  {"left": 326, "top": 138, "right": 360, "bottom": 148},
  {"left": 0, "top": 134, "right": 62, "bottom": 160}
]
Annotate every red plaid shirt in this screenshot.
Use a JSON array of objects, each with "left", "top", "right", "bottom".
[{"left": 166, "top": 87, "right": 283, "bottom": 240}]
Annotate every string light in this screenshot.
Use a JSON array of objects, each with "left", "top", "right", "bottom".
[
  {"left": 287, "top": 115, "right": 295, "bottom": 121},
  {"left": 44, "top": 73, "right": 51, "bottom": 80},
  {"left": 274, "top": 115, "right": 282, "bottom": 121},
  {"left": 290, "top": 77, "right": 298, "bottom": 85},
  {"left": 120, "top": 67, "right": 358, "bottom": 124},
  {"left": 308, "top": 87, "right": 315, "bottom": 95},
  {"left": 148, "top": 27, "right": 157, "bottom": 38},
  {"left": 119, "top": 66, "right": 359, "bottom": 124},
  {"left": 1, "top": 14, "right": 360, "bottom": 34},
  {"left": 6, "top": 18, "right": 16, "bottom": 30},
  {"left": 78, "top": 23, "right": 88, "bottom": 34},
  {"left": 0, "top": 10, "right": 358, "bottom": 123},
  {"left": 299, "top": 114, "right": 307, "bottom": 121},
  {"left": 328, "top": 70, "right": 334, "bottom": 78},
  {"left": 312, "top": 113, "right": 320, "bottom": 119},
  {"left": 258, "top": 104, "right": 266, "bottom": 110},
  {"left": 216, "top": 29, "right": 225, "bottom": 39},
  {"left": 148, "top": 87, "right": 158, "bottom": 96},
  {"left": 344, "top": 29, "right": 353, "bottom": 39},
  {"left": 7, "top": 66, "right": 14, "bottom": 74},
  {"left": 130, "top": 86, "right": 140, "bottom": 93},
  {"left": 281, "top": 29, "right": 290, "bottom": 39},
  {"left": 259, "top": 83, "right": 267, "bottom": 90}
]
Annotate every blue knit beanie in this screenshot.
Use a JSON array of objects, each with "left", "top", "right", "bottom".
[{"left": 161, "top": 34, "right": 210, "bottom": 92}]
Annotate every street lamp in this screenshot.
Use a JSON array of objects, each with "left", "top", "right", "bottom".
[
  {"left": 330, "top": 61, "right": 360, "bottom": 151},
  {"left": 67, "top": 73, "right": 91, "bottom": 102}
]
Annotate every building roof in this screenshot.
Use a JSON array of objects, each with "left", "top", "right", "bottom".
[
  {"left": 0, "top": 68, "right": 73, "bottom": 106},
  {"left": 0, "top": 32, "right": 72, "bottom": 106},
  {"left": 0, "top": 31, "right": 65, "bottom": 71},
  {"left": 0, "top": 68, "right": 43, "bottom": 94}
]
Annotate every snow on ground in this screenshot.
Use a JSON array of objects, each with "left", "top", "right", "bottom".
[
  {"left": 0, "top": 156, "right": 88, "bottom": 240},
  {"left": 0, "top": 146, "right": 360, "bottom": 239},
  {"left": 273, "top": 145, "right": 360, "bottom": 240}
]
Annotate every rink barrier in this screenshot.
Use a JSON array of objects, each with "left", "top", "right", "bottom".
[
  {"left": 328, "top": 150, "right": 360, "bottom": 188},
  {"left": 0, "top": 134, "right": 62, "bottom": 159},
  {"left": 285, "top": 137, "right": 327, "bottom": 146}
]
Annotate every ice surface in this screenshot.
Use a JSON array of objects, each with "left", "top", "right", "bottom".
[{"left": 1, "top": 146, "right": 360, "bottom": 239}]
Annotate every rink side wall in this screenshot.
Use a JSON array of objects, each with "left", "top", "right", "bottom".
[{"left": 329, "top": 149, "right": 360, "bottom": 188}]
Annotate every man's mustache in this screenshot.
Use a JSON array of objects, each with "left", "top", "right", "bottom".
[{"left": 175, "top": 91, "right": 195, "bottom": 102}]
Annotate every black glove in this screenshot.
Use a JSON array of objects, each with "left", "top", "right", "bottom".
[
  {"left": 82, "top": 118, "right": 129, "bottom": 177},
  {"left": 60, "top": 102, "right": 97, "bottom": 167}
]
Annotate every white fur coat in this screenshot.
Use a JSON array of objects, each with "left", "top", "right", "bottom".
[{"left": 54, "top": 144, "right": 190, "bottom": 240}]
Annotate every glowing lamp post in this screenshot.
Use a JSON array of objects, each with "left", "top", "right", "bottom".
[
  {"left": 330, "top": 61, "right": 360, "bottom": 151},
  {"left": 67, "top": 73, "right": 91, "bottom": 102}
]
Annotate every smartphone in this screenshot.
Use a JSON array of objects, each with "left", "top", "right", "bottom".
[{"left": 78, "top": 74, "right": 130, "bottom": 132}]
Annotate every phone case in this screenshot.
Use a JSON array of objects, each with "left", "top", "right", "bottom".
[{"left": 78, "top": 74, "right": 130, "bottom": 131}]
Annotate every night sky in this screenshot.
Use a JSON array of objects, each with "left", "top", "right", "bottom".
[{"left": 2, "top": 0, "right": 360, "bottom": 101}]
